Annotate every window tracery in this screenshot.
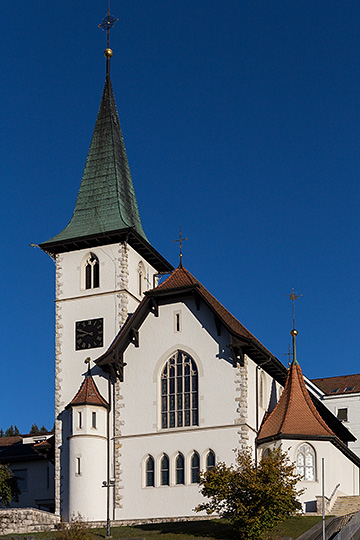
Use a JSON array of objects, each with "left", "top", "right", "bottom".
[
  {"left": 161, "top": 350, "right": 199, "bottom": 429},
  {"left": 84, "top": 253, "right": 99, "bottom": 289},
  {"left": 296, "top": 443, "right": 315, "bottom": 481}
]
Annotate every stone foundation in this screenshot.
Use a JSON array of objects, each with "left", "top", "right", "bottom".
[{"left": 0, "top": 508, "right": 60, "bottom": 535}]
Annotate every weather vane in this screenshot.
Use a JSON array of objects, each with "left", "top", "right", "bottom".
[
  {"left": 98, "top": 2, "right": 119, "bottom": 73},
  {"left": 173, "top": 227, "right": 188, "bottom": 267},
  {"left": 287, "top": 288, "right": 302, "bottom": 365}
]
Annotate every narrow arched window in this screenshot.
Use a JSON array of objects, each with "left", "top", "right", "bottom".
[
  {"left": 260, "top": 372, "right": 266, "bottom": 409},
  {"left": 296, "top": 443, "right": 315, "bottom": 481},
  {"left": 160, "top": 454, "right": 169, "bottom": 486},
  {"left": 138, "top": 261, "right": 145, "bottom": 296},
  {"left": 145, "top": 455, "right": 155, "bottom": 487},
  {"left": 191, "top": 451, "right": 200, "bottom": 483},
  {"left": 161, "top": 350, "right": 199, "bottom": 429},
  {"left": 206, "top": 450, "right": 216, "bottom": 471},
  {"left": 175, "top": 453, "right": 184, "bottom": 485},
  {"left": 84, "top": 253, "right": 99, "bottom": 289}
]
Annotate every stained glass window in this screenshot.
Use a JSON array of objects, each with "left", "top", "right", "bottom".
[
  {"left": 296, "top": 443, "right": 315, "bottom": 481},
  {"left": 161, "top": 351, "right": 199, "bottom": 429}
]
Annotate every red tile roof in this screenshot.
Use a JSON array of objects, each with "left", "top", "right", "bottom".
[
  {"left": 157, "top": 266, "right": 257, "bottom": 341},
  {"left": 66, "top": 374, "right": 108, "bottom": 409},
  {"left": 0, "top": 436, "right": 22, "bottom": 447},
  {"left": 312, "top": 374, "right": 360, "bottom": 396},
  {"left": 257, "top": 361, "right": 335, "bottom": 442}
]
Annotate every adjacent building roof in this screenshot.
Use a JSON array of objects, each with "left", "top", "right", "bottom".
[
  {"left": 312, "top": 374, "right": 360, "bottom": 396},
  {"left": 66, "top": 371, "right": 108, "bottom": 409},
  {"left": 257, "top": 359, "right": 335, "bottom": 443},
  {"left": 0, "top": 435, "right": 54, "bottom": 464}
]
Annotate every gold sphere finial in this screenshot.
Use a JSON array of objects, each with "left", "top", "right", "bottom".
[
  {"left": 104, "top": 48, "right": 113, "bottom": 58},
  {"left": 290, "top": 329, "right": 298, "bottom": 336}
]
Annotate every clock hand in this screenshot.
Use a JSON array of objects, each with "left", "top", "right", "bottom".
[{"left": 77, "top": 330, "right": 94, "bottom": 337}]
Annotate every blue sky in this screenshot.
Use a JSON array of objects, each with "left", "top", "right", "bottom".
[{"left": 1, "top": 1, "right": 359, "bottom": 433}]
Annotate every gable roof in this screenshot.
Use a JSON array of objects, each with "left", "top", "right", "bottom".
[
  {"left": 312, "top": 374, "right": 360, "bottom": 396},
  {"left": 257, "top": 360, "right": 335, "bottom": 443},
  {"left": 96, "top": 265, "right": 288, "bottom": 382},
  {"left": 66, "top": 372, "right": 108, "bottom": 410}
]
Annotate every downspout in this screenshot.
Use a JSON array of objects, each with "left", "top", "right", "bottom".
[
  {"left": 255, "top": 366, "right": 261, "bottom": 467},
  {"left": 106, "top": 375, "right": 112, "bottom": 537}
]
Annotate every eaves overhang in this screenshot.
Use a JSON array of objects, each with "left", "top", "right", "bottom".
[
  {"left": 39, "top": 228, "right": 173, "bottom": 273},
  {"left": 95, "top": 282, "right": 288, "bottom": 384},
  {"left": 256, "top": 433, "right": 360, "bottom": 468}
]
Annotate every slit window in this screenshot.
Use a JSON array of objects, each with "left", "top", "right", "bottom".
[
  {"left": 76, "top": 457, "right": 81, "bottom": 476},
  {"left": 92, "top": 412, "right": 97, "bottom": 429},
  {"left": 77, "top": 411, "right": 82, "bottom": 429}
]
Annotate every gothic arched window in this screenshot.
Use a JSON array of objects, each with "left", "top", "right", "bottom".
[
  {"left": 206, "top": 449, "right": 216, "bottom": 471},
  {"left": 138, "top": 261, "right": 145, "bottom": 296},
  {"left": 145, "top": 455, "right": 155, "bottom": 487},
  {"left": 160, "top": 454, "right": 169, "bottom": 486},
  {"left": 175, "top": 453, "right": 185, "bottom": 485},
  {"left": 296, "top": 443, "right": 316, "bottom": 481},
  {"left": 161, "top": 351, "right": 199, "bottom": 429},
  {"left": 84, "top": 253, "right": 99, "bottom": 290},
  {"left": 191, "top": 451, "right": 200, "bottom": 483}
]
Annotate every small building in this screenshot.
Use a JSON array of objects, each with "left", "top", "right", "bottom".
[{"left": 0, "top": 434, "right": 55, "bottom": 512}]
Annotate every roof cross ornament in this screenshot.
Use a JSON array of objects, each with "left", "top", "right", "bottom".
[
  {"left": 287, "top": 288, "right": 302, "bottom": 366},
  {"left": 173, "top": 226, "right": 188, "bottom": 267},
  {"left": 98, "top": 3, "right": 119, "bottom": 75}
]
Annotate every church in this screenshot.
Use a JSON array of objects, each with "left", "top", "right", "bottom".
[{"left": 31, "top": 13, "right": 360, "bottom": 523}]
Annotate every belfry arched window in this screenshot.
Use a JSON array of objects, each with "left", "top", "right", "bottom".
[
  {"left": 161, "top": 350, "right": 199, "bottom": 429},
  {"left": 296, "top": 443, "right": 316, "bottom": 481},
  {"left": 84, "top": 253, "right": 99, "bottom": 290}
]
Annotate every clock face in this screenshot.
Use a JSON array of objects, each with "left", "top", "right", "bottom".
[{"left": 75, "top": 318, "right": 104, "bottom": 351}]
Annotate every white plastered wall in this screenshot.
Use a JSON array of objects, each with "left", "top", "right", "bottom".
[
  {"left": 55, "top": 242, "right": 157, "bottom": 518},
  {"left": 111, "top": 298, "right": 272, "bottom": 520},
  {"left": 259, "top": 439, "right": 360, "bottom": 513}
]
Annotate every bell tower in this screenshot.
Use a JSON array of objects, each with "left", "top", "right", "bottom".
[{"left": 39, "top": 11, "right": 172, "bottom": 517}]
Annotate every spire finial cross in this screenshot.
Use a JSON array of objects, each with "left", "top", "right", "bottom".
[
  {"left": 287, "top": 288, "right": 302, "bottom": 366},
  {"left": 98, "top": 3, "right": 119, "bottom": 50},
  {"left": 173, "top": 226, "right": 188, "bottom": 267},
  {"left": 288, "top": 288, "right": 302, "bottom": 331}
]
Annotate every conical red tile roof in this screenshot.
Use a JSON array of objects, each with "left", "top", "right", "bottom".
[
  {"left": 66, "top": 374, "right": 108, "bottom": 409},
  {"left": 257, "top": 360, "right": 335, "bottom": 442}
]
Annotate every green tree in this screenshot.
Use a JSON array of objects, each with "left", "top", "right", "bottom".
[
  {"left": 195, "top": 446, "right": 303, "bottom": 540},
  {"left": 0, "top": 465, "right": 20, "bottom": 507},
  {"left": 39, "top": 425, "right": 48, "bottom": 434},
  {"left": 0, "top": 429, "right": 4, "bottom": 438},
  {"left": 4, "top": 425, "right": 20, "bottom": 437},
  {"left": 30, "top": 423, "right": 40, "bottom": 434}
]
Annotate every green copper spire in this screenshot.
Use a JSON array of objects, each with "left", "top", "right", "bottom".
[{"left": 41, "top": 74, "right": 148, "bottom": 248}]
